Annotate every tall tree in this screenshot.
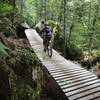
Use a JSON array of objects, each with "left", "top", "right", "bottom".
[
  {"left": 63, "top": 0, "right": 68, "bottom": 56},
  {"left": 44, "top": 0, "right": 47, "bottom": 21}
]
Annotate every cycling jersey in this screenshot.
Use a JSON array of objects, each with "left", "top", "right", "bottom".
[{"left": 45, "top": 26, "right": 52, "bottom": 36}]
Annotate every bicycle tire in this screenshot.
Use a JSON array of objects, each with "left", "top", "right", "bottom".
[{"left": 48, "top": 43, "right": 52, "bottom": 57}]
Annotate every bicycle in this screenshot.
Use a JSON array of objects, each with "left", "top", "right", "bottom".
[{"left": 44, "top": 37, "right": 53, "bottom": 57}]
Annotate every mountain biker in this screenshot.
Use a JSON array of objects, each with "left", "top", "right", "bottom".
[
  {"left": 34, "top": 21, "right": 45, "bottom": 36},
  {"left": 43, "top": 22, "right": 52, "bottom": 52}
]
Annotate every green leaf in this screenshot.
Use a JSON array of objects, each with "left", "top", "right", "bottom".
[{"left": 0, "top": 41, "right": 8, "bottom": 56}]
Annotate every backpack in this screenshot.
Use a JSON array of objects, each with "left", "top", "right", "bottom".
[{"left": 45, "top": 26, "right": 52, "bottom": 36}]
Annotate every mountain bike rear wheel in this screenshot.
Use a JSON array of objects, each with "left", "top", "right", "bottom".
[{"left": 47, "top": 42, "right": 52, "bottom": 57}]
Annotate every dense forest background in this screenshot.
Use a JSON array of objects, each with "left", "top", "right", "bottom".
[
  {"left": 0, "top": 0, "right": 100, "bottom": 100},
  {"left": 23, "top": 0, "right": 100, "bottom": 67}
]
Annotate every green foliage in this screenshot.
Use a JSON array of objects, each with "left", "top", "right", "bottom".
[
  {"left": 7, "top": 46, "right": 40, "bottom": 78},
  {"left": 11, "top": 81, "right": 33, "bottom": 100},
  {"left": 22, "top": 0, "right": 37, "bottom": 26},
  {"left": 5, "top": 46, "right": 42, "bottom": 100},
  {"left": 66, "top": 41, "right": 83, "bottom": 60},
  {"left": 0, "top": 0, "right": 25, "bottom": 37},
  {"left": 16, "top": 47, "right": 40, "bottom": 66},
  {"left": 0, "top": 18, "right": 16, "bottom": 36},
  {"left": 0, "top": 1, "right": 43, "bottom": 100},
  {"left": 0, "top": 2, "right": 12, "bottom": 16},
  {"left": 0, "top": 41, "right": 8, "bottom": 56},
  {"left": 48, "top": 20, "right": 59, "bottom": 35}
]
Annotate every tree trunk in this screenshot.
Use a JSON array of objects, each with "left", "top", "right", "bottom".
[
  {"left": 58, "top": 1, "right": 63, "bottom": 23},
  {"left": 63, "top": 0, "right": 68, "bottom": 56},
  {"left": 44, "top": 0, "right": 47, "bottom": 21}
]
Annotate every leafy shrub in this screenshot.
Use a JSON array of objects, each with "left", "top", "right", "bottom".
[
  {"left": 0, "top": 18, "right": 16, "bottom": 37},
  {"left": 0, "top": 2, "right": 12, "bottom": 16}
]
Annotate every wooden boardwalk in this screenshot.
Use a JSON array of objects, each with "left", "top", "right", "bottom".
[{"left": 25, "top": 29, "right": 100, "bottom": 100}]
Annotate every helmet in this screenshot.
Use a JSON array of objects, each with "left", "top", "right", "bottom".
[{"left": 41, "top": 21, "right": 44, "bottom": 24}]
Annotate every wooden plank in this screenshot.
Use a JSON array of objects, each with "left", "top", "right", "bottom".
[
  {"left": 64, "top": 82, "right": 100, "bottom": 96},
  {"left": 48, "top": 66, "right": 86, "bottom": 73},
  {"left": 30, "top": 40, "right": 37, "bottom": 43},
  {"left": 50, "top": 71, "right": 87, "bottom": 77},
  {"left": 50, "top": 68, "right": 83, "bottom": 72},
  {"left": 60, "top": 77, "right": 97, "bottom": 88},
  {"left": 67, "top": 87, "right": 100, "bottom": 100},
  {"left": 49, "top": 68, "right": 85, "bottom": 73},
  {"left": 53, "top": 72, "right": 91, "bottom": 79},
  {"left": 46, "top": 62, "right": 83, "bottom": 68},
  {"left": 64, "top": 80, "right": 100, "bottom": 93},
  {"left": 51, "top": 68, "right": 89, "bottom": 75},
  {"left": 48, "top": 67, "right": 83, "bottom": 71},
  {"left": 90, "top": 95, "right": 100, "bottom": 100},
  {"left": 54, "top": 72, "right": 94, "bottom": 81},
  {"left": 42, "top": 61, "right": 84, "bottom": 70},
  {"left": 50, "top": 70, "right": 88, "bottom": 76},
  {"left": 32, "top": 45, "right": 42, "bottom": 49},
  {"left": 60, "top": 75, "right": 97, "bottom": 88},
  {"left": 52, "top": 72, "right": 93, "bottom": 81}
]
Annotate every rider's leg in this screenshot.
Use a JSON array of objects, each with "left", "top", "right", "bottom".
[
  {"left": 43, "top": 36, "right": 51, "bottom": 52},
  {"left": 47, "top": 36, "right": 52, "bottom": 44}
]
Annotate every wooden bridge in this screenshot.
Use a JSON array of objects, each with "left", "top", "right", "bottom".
[{"left": 25, "top": 29, "right": 100, "bottom": 100}]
